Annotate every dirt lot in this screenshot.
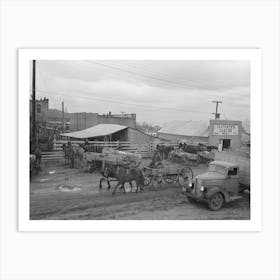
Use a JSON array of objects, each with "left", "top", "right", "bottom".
[{"left": 30, "top": 159, "right": 250, "bottom": 220}]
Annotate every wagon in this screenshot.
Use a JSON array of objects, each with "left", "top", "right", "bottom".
[
  {"left": 83, "top": 148, "right": 141, "bottom": 172},
  {"left": 197, "top": 151, "right": 215, "bottom": 164},
  {"left": 169, "top": 150, "right": 199, "bottom": 165},
  {"left": 142, "top": 164, "right": 193, "bottom": 188}
]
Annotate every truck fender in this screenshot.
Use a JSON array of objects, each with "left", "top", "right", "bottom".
[{"left": 205, "top": 187, "right": 230, "bottom": 202}]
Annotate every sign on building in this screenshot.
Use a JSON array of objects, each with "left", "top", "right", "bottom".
[{"left": 213, "top": 124, "right": 239, "bottom": 136}]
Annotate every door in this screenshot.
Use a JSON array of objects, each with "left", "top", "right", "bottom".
[
  {"left": 225, "top": 167, "right": 239, "bottom": 194},
  {"left": 222, "top": 139, "right": 231, "bottom": 150}
]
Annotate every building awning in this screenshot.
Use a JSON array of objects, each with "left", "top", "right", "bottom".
[{"left": 60, "top": 124, "right": 128, "bottom": 139}]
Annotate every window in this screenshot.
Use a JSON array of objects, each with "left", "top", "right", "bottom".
[
  {"left": 37, "top": 104, "right": 41, "bottom": 114},
  {"left": 228, "top": 167, "right": 238, "bottom": 176}
]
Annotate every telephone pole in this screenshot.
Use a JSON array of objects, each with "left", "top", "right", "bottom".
[
  {"left": 32, "top": 60, "right": 37, "bottom": 147},
  {"left": 62, "top": 101, "right": 65, "bottom": 132},
  {"left": 212, "top": 100, "right": 222, "bottom": 120}
]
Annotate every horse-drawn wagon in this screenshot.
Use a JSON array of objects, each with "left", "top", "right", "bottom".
[
  {"left": 143, "top": 164, "right": 193, "bottom": 188},
  {"left": 83, "top": 148, "right": 142, "bottom": 172},
  {"left": 168, "top": 149, "right": 199, "bottom": 165}
]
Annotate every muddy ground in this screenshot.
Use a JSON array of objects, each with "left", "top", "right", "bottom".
[{"left": 30, "top": 159, "right": 250, "bottom": 220}]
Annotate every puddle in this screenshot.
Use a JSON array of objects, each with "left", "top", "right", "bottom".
[
  {"left": 39, "top": 179, "right": 49, "bottom": 182},
  {"left": 58, "top": 184, "right": 81, "bottom": 192}
]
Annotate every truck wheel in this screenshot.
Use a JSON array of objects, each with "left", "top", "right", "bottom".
[{"left": 208, "top": 193, "right": 224, "bottom": 211}]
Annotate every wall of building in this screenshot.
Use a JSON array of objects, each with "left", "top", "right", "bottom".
[
  {"left": 29, "top": 98, "right": 49, "bottom": 123},
  {"left": 127, "top": 128, "right": 156, "bottom": 144},
  {"left": 208, "top": 119, "right": 242, "bottom": 150},
  {"left": 70, "top": 113, "right": 99, "bottom": 132},
  {"left": 111, "top": 128, "right": 129, "bottom": 142},
  {"left": 98, "top": 114, "right": 136, "bottom": 129},
  {"left": 69, "top": 112, "right": 136, "bottom": 132},
  {"left": 157, "top": 132, "right": 208, "bottom": 144}
]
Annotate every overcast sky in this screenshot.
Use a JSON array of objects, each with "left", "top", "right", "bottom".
[{"left": 34, "top": 60, "right": 250, "bottom": 126}]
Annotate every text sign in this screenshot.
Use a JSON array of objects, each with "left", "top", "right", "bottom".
[{"left": 213, "top": 124, "right": 239, "bottom": 136}]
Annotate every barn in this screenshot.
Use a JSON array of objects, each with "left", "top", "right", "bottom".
[{"left": 60, "top": 124, "right": 156, "bottom": 144}]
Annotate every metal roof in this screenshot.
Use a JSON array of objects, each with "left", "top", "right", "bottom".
[
  {"left": 60, "top": 124, "right": 128, "bottom": 139},
  {"left": 158, "top": 120, "right": 209, "bottom": 137}
]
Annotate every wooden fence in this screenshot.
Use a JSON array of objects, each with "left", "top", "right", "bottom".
[{"left": 41, "top": 140, "right": 180, "bottom": 162}]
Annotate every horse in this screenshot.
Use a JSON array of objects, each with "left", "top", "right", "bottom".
[
  {"left": 156, "top": 144, "right": 174, "bottom": 159},
  {"left": 82, "top": 152, "right": 104, "bottom": 173},
  {"left": 99, "top": 164, "right": 145, "bottom": 195},
  {"left": 62, "top": 143, "right": 72, "bottom": 165},
  {"left": 70, "top": 145, "right": 85, "bottom": 168}
]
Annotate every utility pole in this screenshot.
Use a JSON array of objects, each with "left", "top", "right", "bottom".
[
  {"left": 212, "top": 100, "right": 222, "bottom": 120},
  {"left": 32, "top": 60, "right": 37, "bottom": 148},
  {"left": 62, "top": 101, "right": 65, "bottom": 132},
  {"left": 84, "top": 112, "right": 86, "bottom": 129}
]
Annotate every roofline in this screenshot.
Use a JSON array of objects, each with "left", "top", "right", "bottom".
[{"left": 157, "top": 131, "right": 209, "bottom": 138}]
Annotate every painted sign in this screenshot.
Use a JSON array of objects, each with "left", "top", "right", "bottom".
[{"left": 213, "top": 124, "right": 239, "bottom": 136}]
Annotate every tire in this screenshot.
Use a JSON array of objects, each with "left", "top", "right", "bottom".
[
  {"left": 208, "top": 192, "right": 224, "bottom": 211},
  {"left": 180, "top": 166, "right": 193, "bottom": 180},
  {"left": 144, "top": 176, "right": 152, "bottom": 186},
  {"left": 177, "top": 173, "right": 188, "bottom": 186},
  {"left": 152, "top": 171, "right": 166, "bottom": 188}
]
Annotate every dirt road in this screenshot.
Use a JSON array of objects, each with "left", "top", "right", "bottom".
[{"left": 30, "top": 161, "right": 250, "bottom": 220}]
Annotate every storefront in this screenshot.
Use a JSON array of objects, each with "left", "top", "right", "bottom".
[{"left": 208, "top": 120, "right": 242, "bottom": 150}]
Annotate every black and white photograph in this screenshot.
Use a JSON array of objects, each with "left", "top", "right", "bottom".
[
  {"left": 2, "top": 1, "right": 280, "bottom": 280},
  {"left": 28, "top": 57, "right": 251, "bottom": 221}
]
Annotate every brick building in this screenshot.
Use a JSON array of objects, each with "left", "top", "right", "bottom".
[{"left": 69, "top": 112, "right": 136, "bottom": 132}]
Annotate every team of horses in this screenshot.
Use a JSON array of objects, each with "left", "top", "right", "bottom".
[
  {"left": 62, "top": 142, "right": 145, "bottom": 194},
  {"left": 61, "top": 141, "right": 217, "bottom": 195},
  {"left": 62, "top": 143, "right": 85, "bottom": 168}
]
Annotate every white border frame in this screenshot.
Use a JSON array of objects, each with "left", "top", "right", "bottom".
[{"left": 18, "top": 48, "right": 262, "bottom": 231}]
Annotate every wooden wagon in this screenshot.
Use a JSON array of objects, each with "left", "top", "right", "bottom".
[
  {"left": 168, "top": 149, "right": 199, "bottom": 165},
  {"left": 142, "top": 164, "right": 193, "bottom": 188},
  {"left": 83, "top": 148, "right": 141, "bottom": 172},
  {"left": 197, "top": 151, "right": 215, "bottom": 164}
]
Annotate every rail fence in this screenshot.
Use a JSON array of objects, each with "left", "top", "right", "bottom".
[{"left": 41, "top": 140, "right": 179, "bottom": 162}]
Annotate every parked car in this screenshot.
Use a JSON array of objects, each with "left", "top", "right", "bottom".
[{"left": 182, "top": 160, "right": 249, "bottom": 210}]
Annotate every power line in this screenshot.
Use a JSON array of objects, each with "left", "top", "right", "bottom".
[
  {"left": 85, "top": 61, "right": 208, "bottom": 90},
  {"left": 34, "top": 88, "right": 212, "bottom": 115},
  {"left": 103, "top": 60, "right": 213, "bottom": 89}
]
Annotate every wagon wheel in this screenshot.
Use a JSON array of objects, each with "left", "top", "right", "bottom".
[
  {"left": 152, "top": 171, "right": 166, "bottom": 188},
  {"left": 177, "top": 166, "right": 193, "bottom": 186},
  {"left": 144, "top": 175, "right": 152, "bottom": 186}
]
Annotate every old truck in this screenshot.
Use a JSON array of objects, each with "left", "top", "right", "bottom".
[{"left": 182, "top": 150, "right": 250, "bottom": 210}]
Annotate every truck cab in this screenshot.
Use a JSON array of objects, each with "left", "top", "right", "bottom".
[{"left": 183, "top": 161, "right": 241, "bottom": 210}]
